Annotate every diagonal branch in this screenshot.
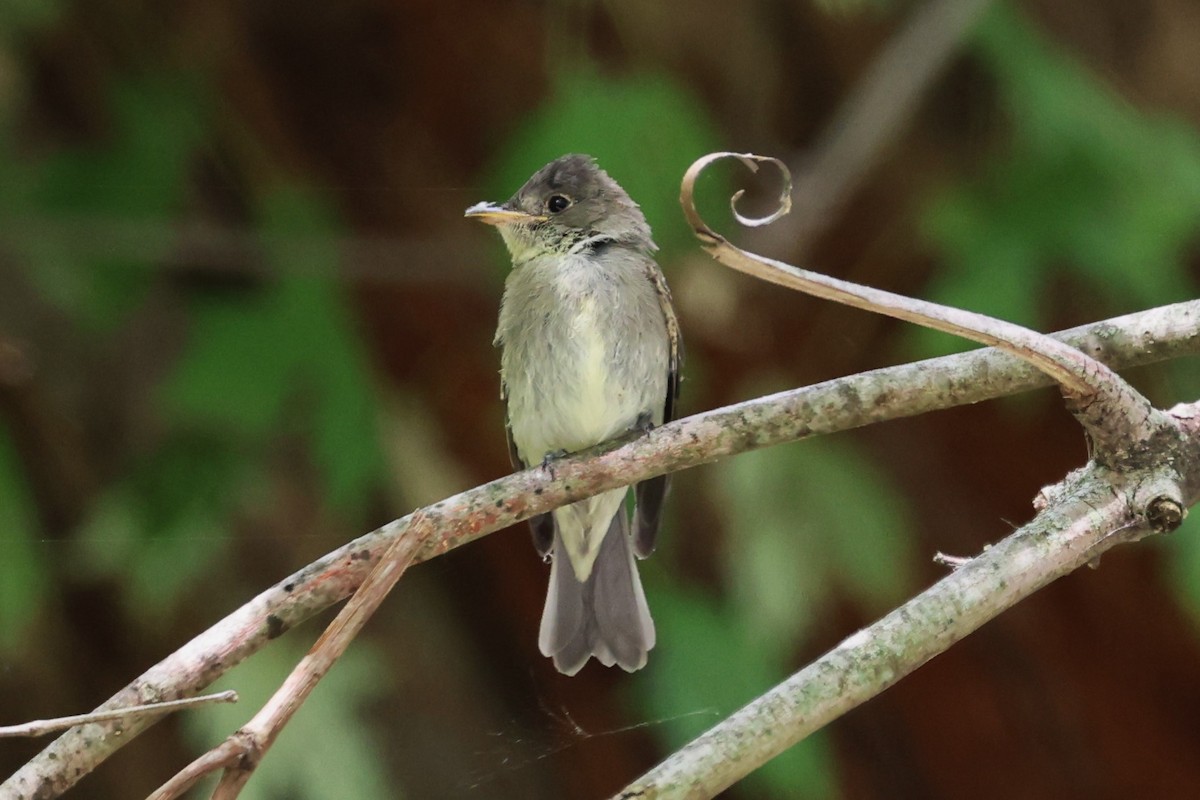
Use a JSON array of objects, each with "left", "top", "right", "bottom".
[
  {"left": 615, "top": 421, "right": 1199, "bottom": 799},
  {"left": 3, "top": 301, "right": 1198, "bottom": 799}
]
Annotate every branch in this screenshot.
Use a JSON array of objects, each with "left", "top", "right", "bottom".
[
  {"left": 615, "top": 420, "right": 1199, "bottom": 798},
  {"left": 4, "top": 301, "right": 1198, "bottom": 798},
  {"left": 681, "top": 152, "right": 1174, "bottom": 463},
  {"left": 615, "top": 146, "right": 1197, "bottom": 799}
]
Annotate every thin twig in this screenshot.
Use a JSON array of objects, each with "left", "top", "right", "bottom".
[{"left": 0, "top": 692, "right": 237, "bottom": 739}]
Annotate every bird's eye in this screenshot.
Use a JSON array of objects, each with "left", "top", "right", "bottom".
[{"left": 546, "top": 195, "right": 571, "bottom": 214}]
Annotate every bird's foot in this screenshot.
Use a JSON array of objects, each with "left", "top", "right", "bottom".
[{"left": 540, "top": 449, "right": 569, "bottom": 479}]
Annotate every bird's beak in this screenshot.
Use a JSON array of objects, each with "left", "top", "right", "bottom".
[{"left": 464, "top": 202, "right": 545, "bottom": 226}]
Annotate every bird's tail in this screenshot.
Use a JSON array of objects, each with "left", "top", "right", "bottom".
[{"left": 537, "top": 511, "right": 655, "bottom": 676}]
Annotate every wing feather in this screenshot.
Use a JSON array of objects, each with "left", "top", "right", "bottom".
[{"left": 633, "top": 265, "right": 682, "bottom": 558}]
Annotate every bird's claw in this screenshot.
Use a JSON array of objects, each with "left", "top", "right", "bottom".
[
  {"left": 634, "top": 411, "right": 655, "bottom": 435},
  {"left": 541, "top": 449, "right": 568, "bottom": 479}
]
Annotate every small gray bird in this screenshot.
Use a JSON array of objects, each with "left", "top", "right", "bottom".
[{"left": 466, "top": 155, "right": 681, "bottom": 675}]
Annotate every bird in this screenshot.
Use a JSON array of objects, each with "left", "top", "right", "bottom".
[{"left": 465, "top": 154, "right": 681, "bottom": 675}]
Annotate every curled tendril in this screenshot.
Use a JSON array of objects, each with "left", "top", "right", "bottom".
[
  {"left": 675, "top": 153, "right": 1168, "bottom": 454},
  {"left": 680, "top": 152, "right": 792, "bottom": 243}
]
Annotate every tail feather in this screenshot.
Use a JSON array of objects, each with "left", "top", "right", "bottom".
[
  {"left": 633, "top": 474, "right": 670, "bottom": 558},
  {"left": 538, "top": 512, "right": 655, "bottom": 675}
]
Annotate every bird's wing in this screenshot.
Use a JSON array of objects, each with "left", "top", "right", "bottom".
[
  {"left": 502, "top": 378, "right": 555, "bottom": 557},
  {"left": 633, "top": 265, "right": 682, "bottom": 558}
]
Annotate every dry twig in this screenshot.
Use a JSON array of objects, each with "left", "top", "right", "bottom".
[{"left": 0, "top": 692, "right": 237, "bottom": 739}]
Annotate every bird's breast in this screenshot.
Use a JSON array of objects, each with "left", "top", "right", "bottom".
[
  {"left": 498, "top": 254, "right": 666, "bottom": 461},
  {"left": 568, "top": 294, "right": 617, "bottom": 435}
]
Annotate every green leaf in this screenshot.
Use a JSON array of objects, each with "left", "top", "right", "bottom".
[
  {"left": 260, "top": 190, "right": 383, "bottom": 510},
  {"left": 907, "top": 206, "right": 1038, "bottom": 357},
  {"left": 161, "top": 291, "right": 298, "bottom": 438},
  {"left": 638, "top": 431, "right": 916, "bottom": 797},
  {"left": 0, "top": 426, "right": 48, "bottom": 653},
  {"left": 124, "top": 501, "right": 226, "bottom": 621},
  {"left": 72, "top": 483, "right": 140, "bottom": 577}
]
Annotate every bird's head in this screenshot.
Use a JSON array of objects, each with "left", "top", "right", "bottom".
[{"left": 466, "top": 154, "right": 654, "bottom": 262}]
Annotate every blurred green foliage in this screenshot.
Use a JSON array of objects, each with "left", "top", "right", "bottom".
[
  {"left": 1, "top": 72, "right": 234, "bottom": 632},
  {"left": 72, "top": 434, "right": 238, "bottom": 624},
  {"left": 722, "top": 435, "right": 916, "bottom": 652},
  {"left": 1, "top": 72, "right": 385, "bottom": 621},
  {"left": 0, "top": 430, "right": 46, "bottom": 653},
  {"left": 910, "top": 4, "right": 1200, "bottom": 641},
  {"left": 637, "top": 410, "right": 917, "bottom": 798},
  {"left": 163, "top": 189, "right": 384, "bottom": 513},
  {"left": 0, "top": 0, "right": 60, "bottom": 43},
  {"left": 3, "top": 79, "right": 206, "bottom": 329},
  {"left": 911, "top": 4, "right": 1200, "bottom": 357},
  {"left": 1167, "top": 514, "right": 1200, "bottom": 623},
  {"left": 0, "top": 1, "right": 1198, "bottom": 797}
]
